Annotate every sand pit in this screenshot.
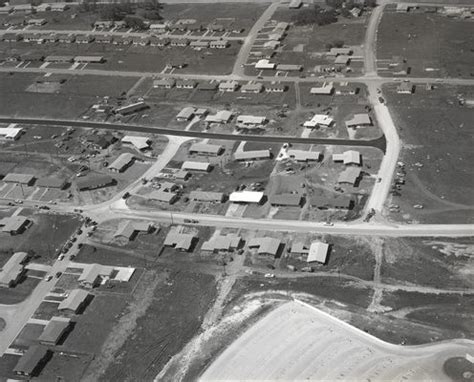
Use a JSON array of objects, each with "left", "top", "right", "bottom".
[{"left": 201, "top": 301, "right": 473, "bottom": 381}]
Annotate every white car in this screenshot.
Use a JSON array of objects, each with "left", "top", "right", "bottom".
[{"left": 264, "top": 273, "right": 275, "bottom": 278}]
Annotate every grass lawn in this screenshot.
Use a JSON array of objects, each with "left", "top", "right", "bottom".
[
  {"left": 377, "top": 11, "right": 474, "bottom": 78},
  {"left": 0, "top": 274, "right": 40, "bottom": 304},
  {"left": 383, "top": 84, "right": 474, "bottom": 223}
]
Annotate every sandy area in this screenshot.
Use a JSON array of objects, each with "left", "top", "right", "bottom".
[{"left": 201, "top": 300, "right": 473, "bottom": 381}]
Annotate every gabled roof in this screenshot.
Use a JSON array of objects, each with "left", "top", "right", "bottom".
[
  {"left": 13, "top": 346, "right": 49, "bottom": 375},
  {"left": 234, "top": 150, "right": 271, "bottom": 160},
  {"left": 248, "top": 237, "right": 281, "bottom": 255},
  {"left": 269, "top": 193, "right": 302, "bottom": 207},
  {"left": 338, "top": 167, "right": 362, "bottom": 185},
  {"left": 182, "top": 161, "right": 211, "bottom": 171},
  {"left": 189, "top": 143, "right": 223, "bottom": 155},
  {"left": 58, "top": 289, "right": 89, "bottom": 312},
  {"left": 201, "top": 234, "right": 242, "bottom": 252},
  {"left": 345, "top": 114, "right": 372, "bottom": 127},
  {"left": 307, "top": 242, "right": 329, "bottom": 263},
  {"left": 121, "top": 135, "right": 150, "bottom": 150},
  {"left": 332, "top": 150, "right": 361, "bottom": 165},
  {"left": 163, "top": 232, "right": 196, "bottom": 251}
]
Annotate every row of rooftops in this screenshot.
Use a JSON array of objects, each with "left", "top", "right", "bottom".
[
  {"left": 1, "top": 31, "right": 230, "bottom": 48},
  {"left": 154, "top": 78, "right": 287, "bottom": 93},
  {"left": 0, "top": 3, "right": 68, "bottom": 13}
]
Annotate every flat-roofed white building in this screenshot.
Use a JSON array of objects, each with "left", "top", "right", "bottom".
[
  {"left": 229, "top": 191, "right": 264, "bottom": 204},
  {"left": 0, "top": 126, "right": 23, "bottom": 140}
]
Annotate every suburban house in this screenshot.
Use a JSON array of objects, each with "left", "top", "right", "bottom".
[
  {"left": 181, "top": 161, "right": 212, "bottom": 172},
  {"left": 204, "top": 110, "right": 233, "bottom": 124},
  {"left": 189, "top": 191, "right": 225, "bottom": 203},
  {"left": 108, "top": 153, "right": 135, "bottom": 173},
  {"left": 269, "top": 193, "right": 302, "bottom": 207},
  {"left": 176, "top": 106, "right": 196, "bottom": 121},
  {"left": 229, "top": 191, "right": 264, "bottom": 204},
  {"left": 234, "top": 150, "right": 271, "bottom": 161},
  {"left": 0, "top": 252, "right": 28, "bottom": 288},
  {"left": 345, "top": 114, "right": 372, "bottom": 128},
  {"left": 310, "top": 82, "right": 334, "bottom": 95},
  {"left": 338, "top": 167, "right": 362, "bottom": 186},
  {"left": 303, "top": 114, "right": 334, "bottom": 128},
  {"left": 287, "top": 149, "right": 321, "bottom": 162},
  {"left": 247, "top": 237, "right": 282, "bottom": 256},
  {"left": 163, "top": 232, "right": 196, "bottom": 252},
  {"left": 201, "top": 234, "right": 242, "bottom": 253},
  {"left": 189, "top": 143, "right": 224, "bottom": 156},
  {"left": 333, "top": 150, "right": 361, "bottom": 166},
  {"left": 307, "top": 242, "right": 330, "bottom": 264}
]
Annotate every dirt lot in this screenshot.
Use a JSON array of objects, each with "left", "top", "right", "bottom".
[
  {"left": 91, "top": 268, "right": 217, "bottom": 381},
  {"left": 380, "top": 237, "right": 473, "bottom": 290},
  {"left": 377, "top": 10, "right": 474, "bottom": 78},
  {"left": 383, "top": 84, "right": 474, "bottom": 223}
]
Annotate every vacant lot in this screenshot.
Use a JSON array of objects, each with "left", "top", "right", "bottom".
[
  {"left": 0, "top": 72, "right": 138, "bottom": 118},
  {"left": 377, "top": 11, "right": 474, "bottom": 78},
  {"left": 381, "top": 237, "right": 473, "bottom": 290},
  {"left": 160, "top": 2, "right": 269, "bottom": 35},
  {"left": 383, "top": 84, "right": 474, "bottom": 223},
  {"left": 0, "top": 213, "right": 81, "bottom": 265},
  {"left": 382, "top": 291, "right": 474, "bottom": 341},
  {"left": 99, "top": 269, "right": 217, "bottom": 381}
]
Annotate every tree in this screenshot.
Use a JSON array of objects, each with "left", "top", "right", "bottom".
[{"left": 124, "top": 15, "right": 146, "bottom": 30}]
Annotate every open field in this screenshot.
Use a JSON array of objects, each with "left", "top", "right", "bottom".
[
  {"left": 0, "top": 272, "right": 40, "bottom": 304},
  {"left": 381, "top": 237, "right": 473, "bottom": 290},
  {"left": 377, "top": 10, "right": 474, "bottom": 78},
  {"left": 201, "top": 301, "right": 473, "bottom": 381},
  {"left": 0, "top": 213, "right": 81, "bottom": 264},
  {"left": 383, "top": 84, "right": 474, "bottom": 223},
  {"left": 0, "top": 72, "right": 137, "bottom": 118},
  {"left": 100, "top": 269, "right": 217, "bottom": 381},
  {"left": 269, "top": 9, "right": 368, "bottom": 76},
  {"left": 160, "top": 2, "right": 269, "bottom": 35},
  {"left": 0, "top": 40, "right": 239, "bottom": 75}
]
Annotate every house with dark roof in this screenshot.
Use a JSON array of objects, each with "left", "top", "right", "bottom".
[
  {"left": 38, "top": 317, "right": 72, "bottom": 345},
  {"left": 14, "top": 346, "right": 50, "bottom": 377},
  {"left": 269, "top": 193, "right": 302, "bottom": 207}
]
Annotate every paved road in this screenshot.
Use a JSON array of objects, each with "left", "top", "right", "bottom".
[
  {"left": 0, "top": 117, "right": 386, "bottom": 151},
  {"left": 363, "top": 3, "right": 385, "bottom": 77},
  {"left": 2, "top": 65, "right": 474, "bottom": 87},
  {"left": 362, "top": 4, "right": 401, "bottom": 214},
  {"left": 232, "top": 1, "right": 281, "bottom": 76},
  {"left": 81, "top": 204, "right": 474, "bottom": 237}
]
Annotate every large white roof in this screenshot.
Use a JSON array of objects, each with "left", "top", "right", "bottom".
[
  {"left": 229, "top": 191, "right": 264, "bottom": 203},
  {"left": 307, "top": 242, "right": 329, "bottom": 263}
]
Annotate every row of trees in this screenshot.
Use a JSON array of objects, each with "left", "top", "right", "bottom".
[
  {"left": 293, "top": 0, "right": 377, "bottom": 26},
  {"left": 80, "top": 0, "right": 162, "bottom": 29}
]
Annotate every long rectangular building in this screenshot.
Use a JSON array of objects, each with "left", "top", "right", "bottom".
[
  {"left": 234, "top": 150, "right": 271, "bottom": 161},
  {"left": 189, "top": 143, "right": 224, "bottom": 156},
  {"left": 189, "top": 191, "right": 225, "bottom": 203},
  {"left": 38, "top": 317, "right": 71, "bottom": 346}
]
